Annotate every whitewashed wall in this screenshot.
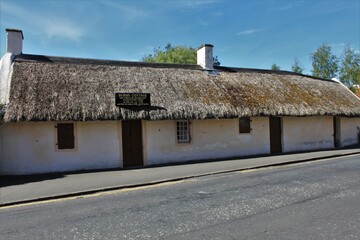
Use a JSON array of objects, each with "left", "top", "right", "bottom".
[
  {"left": 144, "top": 118, "right": 270, "bottom": 165},
  {"left": 282, "top": 116, "right": 334, "bottom": 152},
  {"left": 0, "top": 121, "right": 121, "bottom": 175},
  {"left": 0, "top": 53, "right": 14, "bottom": 104},
  {"left": 339, "top": 117, "right": 360, "bottom": 147}
]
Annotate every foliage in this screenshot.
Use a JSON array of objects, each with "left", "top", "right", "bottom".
[
  {"left": 271, "top": 64, "right": 281, "bottom": 71},
  {"left": 142, "top": 44, "right": 197, "bottom": 64},
  {"left": 142, "top": 44, "right": 220, "bottom": 66},
  {"left": 339, "top": 45, "right": 360, "bottom": 87},
  {"left": 291, "top": 58, "right": 304, "bottom": 74},
  {"left": 213, "top": 55, "right": 221, "bottom": 67},
  {"left": 310, "top": 44, "right": 338, "bottom": 79}
]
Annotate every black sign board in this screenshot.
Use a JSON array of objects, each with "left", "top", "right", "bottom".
[{"left": 115, "top": 93, "right": 151, "bottom": 107}]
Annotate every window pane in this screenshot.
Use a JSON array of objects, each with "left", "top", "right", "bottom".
[{"left": 176, "top": 121, "right": 190, "bottom": 143}]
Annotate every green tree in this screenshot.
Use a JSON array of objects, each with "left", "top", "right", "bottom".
[
  {"left": 291, "top": 58, "right": 304, "bottom": 74},
  {"left": 310, "top": 44, "right": 338, "bottom": 79},
  {"left": 142, "top": 44, "right": 197, "bottom": 64},
  {"left": 271, "top": 63, "right": 281, "bottom": 71},
  {"left": 213, "top": 55, "right": 221, "bottom": 67},
  {"left": 142, "top": 44, "right": 220, "bottom": 65},
  {"left": 339, "top": 45, "right": 360, "bottom": 87}
]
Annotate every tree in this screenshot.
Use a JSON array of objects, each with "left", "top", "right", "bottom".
[
  {"left": 339, "top": 45, "right": 360, "bottom": 87},
  {"left": 310, "top": 44, "right": 338, "bottom": 79},
  {"left": 271, "top": 64, "right": 281, "bottom": 71},
  {"left": 291, "top": 58, "right": 304, "bottom": 74},
  {"left": 142, "top": 44, "right": 220, "bottom": 65},
  {"left": 142, "top": 44, "right": 197, "bottom": 64},
  {"left": 213, "top": 55, "right": 221, "bottom": 67}
]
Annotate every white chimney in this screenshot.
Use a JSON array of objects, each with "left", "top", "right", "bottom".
[
  {"left": 197, "top": 44, "right": 214, "bottom": 70},
  {"left": 6, "top": 29, "right": 24, "bottom": 55}
]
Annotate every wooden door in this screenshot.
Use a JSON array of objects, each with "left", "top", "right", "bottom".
[
  {"left": 270, "top": 117, "right": 282, "bottom": 154},
  {"left": 122, "top": 120, "right": 143, "bottom": 167},
  {"left": 333, "top": 117, "right": 341, "bottom": 148}
]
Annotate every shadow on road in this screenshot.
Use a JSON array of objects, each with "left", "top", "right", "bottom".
[{"left": 0, "top": 174, "right": 65, "bottom": 188}]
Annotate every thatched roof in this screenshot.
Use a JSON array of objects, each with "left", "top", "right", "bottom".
[{"left": 2, "top": 54, "right": 360, "bottom": 122}]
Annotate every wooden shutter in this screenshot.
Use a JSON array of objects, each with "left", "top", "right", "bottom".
[
  {"left": 57, "top": 123, "right": 75, "bottom": 149},
  {"left": 239, "top": 117, "right": 251, "bottom": 133}
]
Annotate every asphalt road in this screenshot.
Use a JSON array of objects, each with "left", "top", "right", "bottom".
[{"left": 1, "top": 155, "right": 359, "bottom": 240}]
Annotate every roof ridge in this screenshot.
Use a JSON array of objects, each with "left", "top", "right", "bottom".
[
  {"left": 13, "top": 54, "right": 341, "bottom": 82},
  {"left": 14, "top": 54, "right": 203, "bottom": 70}
]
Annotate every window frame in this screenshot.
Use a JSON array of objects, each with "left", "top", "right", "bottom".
[
  {"left": 239, "top": 117, "right": 252, "bottom": 134},
  {"left": 176, "top": 120, "right": 191, "bottom": 144},
  {"left": 55, "top": 122, "right": 77, "bottom": 151}
]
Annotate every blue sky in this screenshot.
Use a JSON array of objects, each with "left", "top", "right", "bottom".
[{"left": 0, "top": 0, "right": 359, "bottom": 74}]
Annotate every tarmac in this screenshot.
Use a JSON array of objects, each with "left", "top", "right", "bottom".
[{"left": 1, "top": 147, "right": 359, "bottom": 207}]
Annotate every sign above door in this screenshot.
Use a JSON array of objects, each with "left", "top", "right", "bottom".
[{"left": 115, "top": 93, "right": 151, "bottom": 107}]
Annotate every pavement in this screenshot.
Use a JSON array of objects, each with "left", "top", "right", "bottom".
[{"left": 1, "top": 147, "right": 359, "bottom": 207}]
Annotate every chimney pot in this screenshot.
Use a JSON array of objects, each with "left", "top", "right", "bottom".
[
  {"left": 6, "top": 29, "right": 24, "bottom": 55},
  {"left": 197, "top": 44, "right": 214, "bottom": 70}
]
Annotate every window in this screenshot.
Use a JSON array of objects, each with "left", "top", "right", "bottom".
[
  {"left": 176, "top": 120, "right": 191, "bottom": 143},
  {"left": 239, "top": 117, "right": 251, "bottom": 133},
  {"left": 56, "top": 123, "right": 75, "bottom": 149}
]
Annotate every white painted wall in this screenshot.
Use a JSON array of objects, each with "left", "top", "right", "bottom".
[
  {"left": 0, "top": 121, "right": 121, "bottom": 175},
  {"left": 0, "top": 53, "right": 14, "bottom": 104},
  {"left": 144, "top": 118, "right": 270, "bottom": 165},
  {"left": 6, "top": 30, "right": 23, "bottom": 55},
  {"left": 1, "top": 116, "right": 357, "bottom": 175},
  {"left": 339, "top": 117, "right": 360, "bottom": 147},
  {"left": 282, "top": 116, "right": 334, "bottom": 152},
  {"left": 197, "top": 44, "right": 213, "bottom": 70}
]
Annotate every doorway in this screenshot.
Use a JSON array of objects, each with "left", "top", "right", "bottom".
[
  {"left": 122, "top": 120, "right": 144, "bottom": 167},
  {"left": 270, "top": 117, "right": 282, "bottom": 154},
  {"left": 333, "top": 117, "right": 341, "bottom": 148}
]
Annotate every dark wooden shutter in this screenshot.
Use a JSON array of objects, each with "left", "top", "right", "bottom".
[
  {"left": 57, "top": 123, "right": 75, "bottom": 149},
  {"left": 239, "top": 117, "right": 251, "bottom": 133}
]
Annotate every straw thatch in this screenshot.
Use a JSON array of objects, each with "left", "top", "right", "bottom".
[{"left": 3, "top": 54, "right": 360, "bottom": 122}]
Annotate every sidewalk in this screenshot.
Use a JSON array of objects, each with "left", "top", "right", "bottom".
[{"left": 1, "top": 147, "right": 359, "bottom": 207}]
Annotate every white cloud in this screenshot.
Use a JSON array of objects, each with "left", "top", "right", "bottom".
[
  {"left": 1, "top": 2, "right": 86, "bottom": 42},
  {"left": 42, "top": 20, "right": 86, "bottom": 42},
  {"left": 97, "top": 1, "right": 147, "bottom": 21},
  {"left": 212, "top": 11, "right": 223, "bottom": 17},
  {"left": 268, "top": 0, "right": 304, "bottom": 13},
  {"left": 184, "top": 0, "right": 221, "bottom": 7},
  {"left": 151, "top": 0, "right": 220, "bottom": 10},
  {"left": 316, "top": 1, "right": 359, "bottom": 14},
  {"left": 269, "top": 3, "right": 298, "bottom": 12},
  {"left": 236, "top": 29, "right": 262, "bottom": 36}
]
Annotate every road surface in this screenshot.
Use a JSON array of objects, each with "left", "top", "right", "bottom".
[{"left": 1, "top": 155, "right": 359, "bottom": 239}]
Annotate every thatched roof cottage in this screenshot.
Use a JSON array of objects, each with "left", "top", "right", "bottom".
[{"left": 1, "top": 29, "right": 359, "bottom": 175}]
